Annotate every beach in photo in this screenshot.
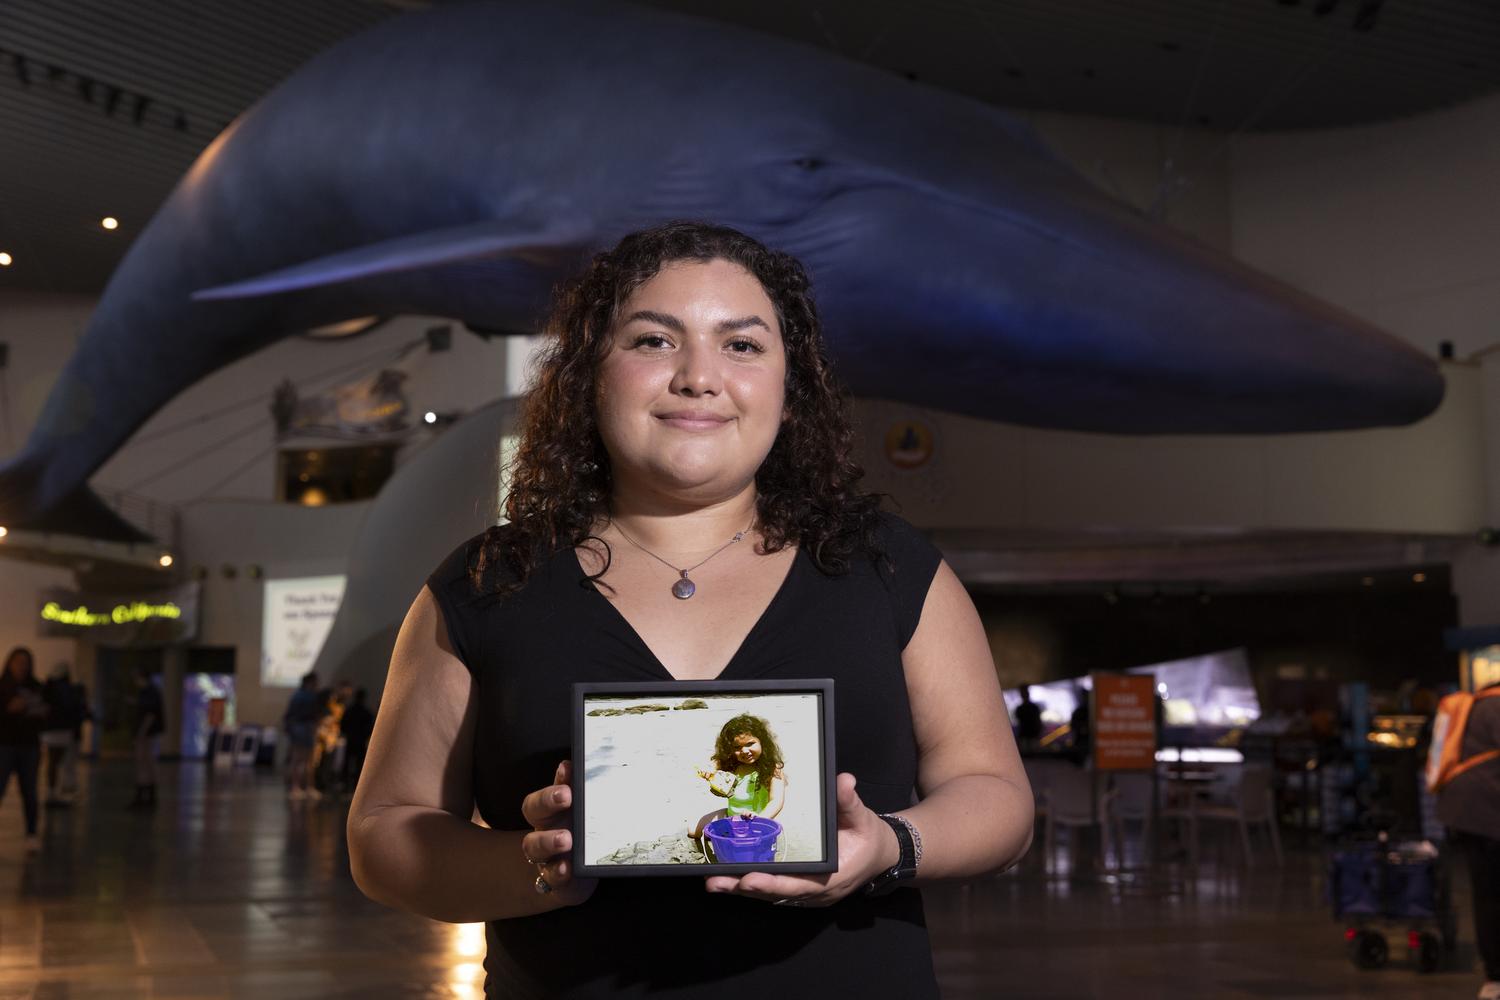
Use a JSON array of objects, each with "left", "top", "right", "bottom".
[{"left": 581, "top": 693, "right": 825, "bottom": 866}]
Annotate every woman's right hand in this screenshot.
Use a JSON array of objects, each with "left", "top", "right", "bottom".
[{"left": 520, "top": 760, "right": 598, "bottom": 907}]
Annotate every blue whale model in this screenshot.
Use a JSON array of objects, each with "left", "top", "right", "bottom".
[{"left": 0, "top": 0, "right": 1444, "bottom": 535}]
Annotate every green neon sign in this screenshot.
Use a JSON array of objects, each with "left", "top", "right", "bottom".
[{"left": 40, "top": 600, "right": 183, "bottom": 627}]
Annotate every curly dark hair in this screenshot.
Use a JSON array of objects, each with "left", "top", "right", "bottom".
[
  {"left": 470, "top": 220, "right": 884, "bottom": 596},
  {"left": 712, "top": 713, "right": 784, "bottom": 796}
]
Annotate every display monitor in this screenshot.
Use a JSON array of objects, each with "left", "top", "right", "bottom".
[{"left": 1003, "top": 647, "right": 1261, "bottom": 733}]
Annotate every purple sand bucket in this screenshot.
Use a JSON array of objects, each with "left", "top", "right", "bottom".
[{"left": 704, "top": 816, "right": 782, "bottom": 863}]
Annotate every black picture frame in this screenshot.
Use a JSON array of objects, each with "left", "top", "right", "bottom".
[{"left": 572, "top": 678, "right": 837, "bottom": 878}]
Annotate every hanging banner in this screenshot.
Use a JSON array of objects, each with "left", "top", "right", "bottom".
[
  {"left": 260, "top": 575, "right": 346, "bottom": 687},
  {"left": 1093, "top": 673, "right": 1158, "bottom": 771},
  {"left": 37, "top": 583, "right": 200, "bottom": 645}
]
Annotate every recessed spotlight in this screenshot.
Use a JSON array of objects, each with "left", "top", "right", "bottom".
[
  {"left": 0, "top": 525, "right": 8, "bottom": 538},
  {"left": 101, "top": 217, "right": 119, "bottom": 230},
  {"left": 0, "top": 252, "right": 11, "bottom": 266},
  {"left": 158, "top": 553, "right": 173, "bottom": 568},
  {"left": 424, "top": 411, "right": 438, "bottom": 424}
]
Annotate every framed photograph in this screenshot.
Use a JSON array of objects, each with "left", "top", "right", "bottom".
[{"left": 572, "top": 679, "right": 837, "bottom": 878}]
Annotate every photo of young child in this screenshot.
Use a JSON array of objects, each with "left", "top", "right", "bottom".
[
  {"left": 691, "top": 714, "right": 787, "bottom": 839},
  {"left": 580, "top": 691, "right": 825, "bottom": 869}
]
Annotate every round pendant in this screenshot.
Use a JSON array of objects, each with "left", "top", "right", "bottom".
[{"left": 671, "top": 576, "right": 696, "bottom": 600}]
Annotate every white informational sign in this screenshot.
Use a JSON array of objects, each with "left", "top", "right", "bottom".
[{"left": 261, "top": 576, "right": 347, "bottom": 688}]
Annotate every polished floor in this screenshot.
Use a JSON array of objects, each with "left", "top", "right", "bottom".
[{"left": 0, "top": 760, "right": 1488, "bottom": 999}]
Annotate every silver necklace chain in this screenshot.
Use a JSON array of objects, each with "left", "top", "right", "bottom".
[{"left": 609, "top": 518, "right": 749, "bottom": 600}]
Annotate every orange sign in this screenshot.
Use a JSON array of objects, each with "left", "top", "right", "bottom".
[
  {"left": 1093, "top": 673, "right": 1157, "bottom": 771},
  {"left": 884, "top": 421, "right": 934, "bottom": 469}
]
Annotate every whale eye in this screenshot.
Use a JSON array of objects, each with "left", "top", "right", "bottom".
[{"left": 792, "top": 156, "right": 826, "bottom": 171}]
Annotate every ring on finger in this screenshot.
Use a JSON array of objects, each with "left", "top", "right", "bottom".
[{"left": 773, "top": 898, "right": 805, "bottom": 907}]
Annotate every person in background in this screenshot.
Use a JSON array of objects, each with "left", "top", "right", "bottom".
[
  {"left": 313, "top": 679, "right": 352, "bottom": 795},
  {"left": 41, "top": 663, "right": 83, "bottom": 805},
  {"left": 71, "top": 676, "right": 92, "bottom": 766},
  {"left": 129, "top": 669, "right": 164, "bottom": 808},
  {"left": 0, "top": 647, "right": 48, "bottom": 853},
  {"left": 340, "top": 688, "right": 375, "bottom": 794},
  {"left": 1436, "top": 679, "right": 1500, "bottom": 1000},
  {"left": 1070, "top": 689, "right": 1093, "bottom": 765},
  {"left": 1014, "top": 685, "right": 1042, "bottom": 750},
  {"left": 283, "top": 672, "right": 321, "bottom": 801}
]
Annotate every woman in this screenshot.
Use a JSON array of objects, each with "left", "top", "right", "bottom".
[
  {"left": 348, "top": 222, "right": 1033, "bottom": 997},
  {"left": 0, "top": 647, "right": 48, "bottom": 852}
]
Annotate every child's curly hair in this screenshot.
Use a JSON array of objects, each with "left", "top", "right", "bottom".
[{"left": 712, "top": 713, "right": 784, "bottom": 796}]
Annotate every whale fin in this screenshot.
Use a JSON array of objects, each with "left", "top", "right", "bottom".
[{"left": 192, "top": 217, "right": 590, "bottom": 301}]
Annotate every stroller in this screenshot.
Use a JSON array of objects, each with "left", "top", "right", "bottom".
[{"left": 1327, "top": 834, "right": 1456, "bottom": 972}]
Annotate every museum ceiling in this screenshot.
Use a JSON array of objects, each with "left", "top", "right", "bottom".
[{"left": 1, "top": 0, "right": 1496, "bottom": 294}]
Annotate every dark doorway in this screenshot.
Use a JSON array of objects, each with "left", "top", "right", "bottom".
[{"left": 95, "top": 648, "right": 163, "bottom": 756}]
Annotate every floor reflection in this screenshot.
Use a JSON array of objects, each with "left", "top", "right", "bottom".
[{"left": 0, "top": 760, "right": 1486, "bottom": 998}]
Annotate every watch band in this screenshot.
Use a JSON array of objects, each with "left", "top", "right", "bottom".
[{"left": 865, "top": 813, "right": 921, "bottom": 896}]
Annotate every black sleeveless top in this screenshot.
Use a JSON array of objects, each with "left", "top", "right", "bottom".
[{"left": 426, "top": 511, "right": 944, "bottom": 999}]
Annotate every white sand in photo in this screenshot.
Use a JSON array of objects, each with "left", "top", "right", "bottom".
[{"left": 582, "top": 694, "right": 825, "bottom": 865}]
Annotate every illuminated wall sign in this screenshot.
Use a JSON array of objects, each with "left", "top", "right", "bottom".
[
  {"left": 261, "top": 575, "right": 346, "bottom": 688},
  {"left": 37, "top": 585, "right": 199, "bottom": 644},
  {"left": 884, "top": 420, "right": 935, "bottom": 470}
]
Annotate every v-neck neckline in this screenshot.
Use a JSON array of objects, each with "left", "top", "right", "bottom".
[{"left": 571, "top": 543, "right": 803, "bottom": 682}]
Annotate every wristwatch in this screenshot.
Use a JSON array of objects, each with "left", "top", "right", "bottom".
[{"left": 865, "top": 813, "right": 922, "bottom": 896}]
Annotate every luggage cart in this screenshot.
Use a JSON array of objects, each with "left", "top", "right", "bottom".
[{"left": 1328, "top": 836, "right": 1456, "bottom": 972}]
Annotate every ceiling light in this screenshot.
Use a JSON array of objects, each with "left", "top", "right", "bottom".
[
  {"left": 101, "top": 217, "right": 119, "bottom": 230},
  {"left": 0, "top": 252, "right": 11, "bottom": 266},
  {"left": 158, "top": 553, "right": 173, "bottom": 568},
  {"left": 425, "top": 411, "right": 438, "bottom": 424},
  {"left": 0, "top": 526, "right": 8, "bottom": 538},
  {"left": 1412, "top": 572, "right": 1426, "bottom": 583}
]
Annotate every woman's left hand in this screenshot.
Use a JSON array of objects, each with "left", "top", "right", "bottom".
[{"left": 703, "top": 772, "right": 896, "bottom": 907}]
